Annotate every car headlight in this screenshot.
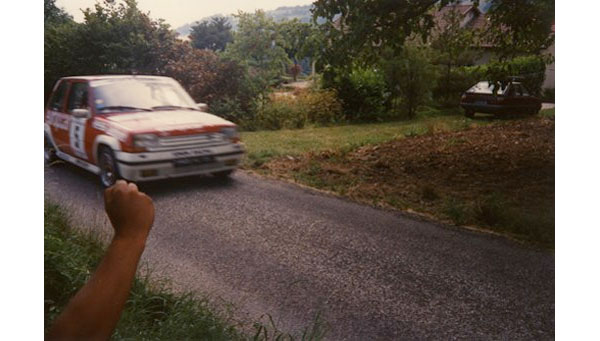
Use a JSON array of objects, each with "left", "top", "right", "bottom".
[
  {"left": 220, "top": 127, "right": 240, "bottom": 142},
  {"left": 133, "top": 134, "right": 159, "bottom": 148}
]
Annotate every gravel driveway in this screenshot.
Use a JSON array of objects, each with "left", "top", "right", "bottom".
[{"left": 44, "top": 164, "right": 554, "bottom": 339}]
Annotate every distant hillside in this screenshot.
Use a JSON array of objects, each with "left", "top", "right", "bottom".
[{"left": 175, "top": 4, "right": 313, "bottom": 37}]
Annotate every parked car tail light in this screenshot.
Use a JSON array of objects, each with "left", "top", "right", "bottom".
[{"left": 220, "top": 127, "right": 240, "bottom": 143}]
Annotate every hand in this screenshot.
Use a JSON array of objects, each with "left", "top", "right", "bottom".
[{"left": 104, "top": 180, "right": 154, "bottom": 244}]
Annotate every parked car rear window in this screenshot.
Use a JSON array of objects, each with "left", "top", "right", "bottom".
[{"left": 467, "top": 81, "right": 508, "bottom": 95}]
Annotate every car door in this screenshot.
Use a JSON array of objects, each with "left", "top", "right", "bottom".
[
  {"left": 66, "top": 81, "right": 92, "bottom": 160},
  {"left": 46, "top": 80, "right": 71, "bottom": 154},
  {"left": 519, "top": 85, "right": 539, "bottom": 113}
]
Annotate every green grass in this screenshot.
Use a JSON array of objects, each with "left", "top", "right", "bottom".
[
  {"left": 539, "top": 107, "right": 555, "bottom": 117},
  {"left": 242, "top": 112, "right": 486, "bottom": 167},
  {"left": 44, "top": 202, "right": 242, "bottom": 339},
  {"left": 45, "top": 202, "right": 329, "bottom": 340}
]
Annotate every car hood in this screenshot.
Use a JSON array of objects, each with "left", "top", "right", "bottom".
[{"left": 102, "top": 110, "right": 234, "bottom": 133}]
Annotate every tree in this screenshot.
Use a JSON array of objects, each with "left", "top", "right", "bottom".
[
  {"left": 44, "top": 0, "right": 77, "bottom": 99},
  {"left": 45, "top": 0, "right": 73, "bottom": 26},
  {"left": 162, "top": 41, "right": 254, "bottom": 114},
  {"left": 223, "top": 11, "right": 291, "bottom": 111},
  {"left": 44, "top": 0, "right": 178, "bottom": 99},
  {"left": 311, "top": 0, "right": 457, "bottom": 66},
  {"left": 430, "top": 6, "right": 480, "bottom": 105},
  {"left": 485, "top": 0, "right": 554, "bottom": 59},
  {"left": 380, "top": 45, "right": 436, "bottom": 119},
  {"left": 189, "top": 16, "right": 233, "bottom": 51}
]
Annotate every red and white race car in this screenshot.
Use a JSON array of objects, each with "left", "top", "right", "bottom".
[{"left": 44, "top": 75, "right": 245, "bottom": 187}]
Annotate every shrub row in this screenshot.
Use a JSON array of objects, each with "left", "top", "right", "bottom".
[{"left": 252, "top": 89, "right": 343, "bottom": 130}]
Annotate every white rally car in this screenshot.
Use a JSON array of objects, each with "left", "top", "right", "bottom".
[{"left": 44, "top": 75, "right": 245, "bottom": 187}]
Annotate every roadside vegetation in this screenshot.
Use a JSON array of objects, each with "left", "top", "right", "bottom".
[
  {"left": 243, "top": 110, "right": 555, "bottom": 248},
  {"left": 45, "top": 202, "right": 328, "bottom": 339}
]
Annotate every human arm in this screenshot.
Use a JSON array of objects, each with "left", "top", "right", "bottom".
[{"left": 47, "top": 180, "right": 155, "bottom": 340}]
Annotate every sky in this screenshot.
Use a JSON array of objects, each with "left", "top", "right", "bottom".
[{"left": 56, "top": 0, "right": 315, "bottom": 29}]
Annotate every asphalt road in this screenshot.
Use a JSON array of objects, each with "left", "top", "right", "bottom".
[{"left": 44, "top": 162, "right": 554, "bottom": 340}]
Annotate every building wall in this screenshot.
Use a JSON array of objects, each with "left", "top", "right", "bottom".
[{"left": 542, "top": 42, "right": 555, "bottom": 90}]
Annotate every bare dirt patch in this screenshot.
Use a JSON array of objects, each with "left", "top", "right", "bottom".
[{"left": 260, "top": 117, "right": 555, "bottom": 247}]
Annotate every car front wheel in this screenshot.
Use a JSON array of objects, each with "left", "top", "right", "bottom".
[
  {"left": 465, "top": 109, "right": 475, "bottom": 118},
  {"left": 98, "top": 147, "right": 119, "bottom": 187}
]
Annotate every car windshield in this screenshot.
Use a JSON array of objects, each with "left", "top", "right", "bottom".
[
  {"left": 91, "top": 78, "right": 197, "bottom": 113},
  {"left": 467, "top": 81, "right": 508, "bottom": 95}
]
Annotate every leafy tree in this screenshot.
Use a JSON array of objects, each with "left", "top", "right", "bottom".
[
  {"left": 74, "top": 0, "right": 177, "bottom": 74},
  {"left": 223, "top": 11, "right": 290, "bottom": 111},
  {"left": 44, "top": 0, "right": 73, "bottom": 26},
  {"left": 162, "top": 41, "right": 255, "bottom": 119},
  {"left": 44, "top": 0, "right": 77, "bottom": 99},
  {"left": 311, "top": 0, "right": 457, "bottom": 66},
  {"left": 189, "top": 16, "right": 233, "bottom": 51},
  {"left": 430, "top": 7, "right": 480, "bottom": 105},
  {"left": 278, "top": 20, "right": 326, "bottom": 77},
  {"left": 380, "top": 45, "right": 436, "bottom": 119},
  {"left": 485, "top": 0, "right": 554, "bottom": 59}
]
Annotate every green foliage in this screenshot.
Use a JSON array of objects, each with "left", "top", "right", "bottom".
[
  {"left": 44, "top": 203, "right": 241, "bottom": 339},
  {"left": 224, "top": 11, "right": 290, "bottom": 82},
  {"left": 323, "top": 66, "right": 388, "bottom": 122},
  {"left": 311, "top": 0, "right": 454, "bottom": 66},
  {"left": 481, "top": 55, "right": 548, "bottom": 96},
  {"left": 380, "top": 45, "right": 437, "bottom": 119},
  {"left": 44, "top": 0, "right": 177, "bottom": 98},
  {"left": 254, "top": 89, "right": 342, "bottom": 130},
  {"left": 44, "top": 0, "right": 73, "bottom": 25},
  {"left": 542, "top": 88, "right": 554, "bottom": 103},
  {"left": 485, "top": 0, "right": 555, "bottom": 59},
  {"left": 433, "top": 66, "right": 484, "bottom": 107},
  {"left": 162, "top": 42, "right": 256, "bottom": 118},
  {"left": 223, "top": 10, "right": 292, "bottom": 120},
  {"left": 256, "top": 96, "right": 308, "bottom": 130},
  {"left": 430, "top": 7, "right": 481, "bottom": 106},
  {"left": 189, "top": 16, "right": 233, "bottom": 51},
  {"left": 298, "top": 89, "right": 344, "bottom": 126}
]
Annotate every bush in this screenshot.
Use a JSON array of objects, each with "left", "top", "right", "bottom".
[
  {"left": 480, "top": 55, "right": 548, "bottom": 96},
  {"left": 322, "top": 65, "right": 388, "bottom": 122},
  {"left": 380, "top": 45, "right": 437, "bottom": 119},
  {"left": 433, "top": 65, "right": 484, "bottom": 107},
  {"left": 297, "top": 89, "right": 344, "bottom": 125},
  {"left": 253, "top": 89, "right": 343, "bottom": 131},
  {"left": 542, "top": 88, "right": 554, "bottom": 103},
  {"left": 255, "top": 95, "right": 308, "bottom": 130}
]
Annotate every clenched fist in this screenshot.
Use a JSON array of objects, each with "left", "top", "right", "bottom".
[{"left": 104, "top": 180, "right": 154, "bottom": 244}]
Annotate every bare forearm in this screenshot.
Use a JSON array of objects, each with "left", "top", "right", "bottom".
[{"left": 47, "top": 237, "right": 146, "bottom": 340}]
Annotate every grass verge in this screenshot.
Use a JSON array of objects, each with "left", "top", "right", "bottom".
[
  {"left": 44, "top": 202, "right": 242, "bottom": 339},
  {"left": 244, "top": 115, "right": 554, "bottom": 248},
  {"left": 45, "top": 202, "right": 330, "bottom": 339},
  {"left": 241, "top": 111, "right": 489, "bottom": 168}
]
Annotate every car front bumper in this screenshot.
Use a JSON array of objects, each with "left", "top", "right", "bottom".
[{"left": 114, "top": 143, "right": 245, "bottom": 182}]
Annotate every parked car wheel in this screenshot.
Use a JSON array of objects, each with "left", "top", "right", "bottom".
[
  {"left": 213, "top": 170, "right": 234, "bottom": 178},
  {"left": 98, "top": 147, "right": 119, "bottom": 187},
  {"left": 465, "top": 109, "right": 475, "bottom": 118},
  {"left": 44, "top": 135, "right": 57, "bottom": 163}
]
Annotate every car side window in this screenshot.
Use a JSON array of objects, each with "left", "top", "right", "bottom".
[
  {"left": 67, "top": 82, "right": 89, "bottom": 113},
  {"left": 515, "top": 84, "right": 524, "bottom": 96},
  {"left": 49, "top": 81, "right": 68, "bottom": 112},
  {"left": 506, "top": 85, "right": 515, "bottom": 97}
]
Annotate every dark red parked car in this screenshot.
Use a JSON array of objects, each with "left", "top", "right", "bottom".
[{"left": 460, "top": 81, "right": 542, "bottom": 118}]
